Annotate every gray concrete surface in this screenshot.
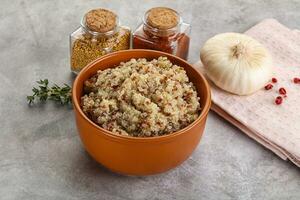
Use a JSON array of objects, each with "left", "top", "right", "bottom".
[{"left": 0, "top": 0, "right": 300, "bottom": 199}]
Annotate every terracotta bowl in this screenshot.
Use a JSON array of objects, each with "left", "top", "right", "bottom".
[{"left": 72, "top": 49, "right": 211, "bottom": 175}]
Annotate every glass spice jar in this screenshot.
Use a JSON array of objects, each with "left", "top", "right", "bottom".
[
  {"left": 70, "top": 8, "right": 131, "bottom": 73},
  {"left": 132, "top": 7, "right": 191, "bottom": 60}
]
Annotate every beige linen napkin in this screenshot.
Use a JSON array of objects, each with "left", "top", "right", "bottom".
[{"left": 194, "top": 19, "right": 300, "bottom": 167}]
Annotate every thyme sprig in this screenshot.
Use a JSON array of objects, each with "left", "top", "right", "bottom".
[{"left": 27, "top": 79, "right": 72, "bottom": 105}]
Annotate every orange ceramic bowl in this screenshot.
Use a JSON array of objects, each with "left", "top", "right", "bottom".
[{"left": 72, "top": 50, "right": 211, "bottom": 175}]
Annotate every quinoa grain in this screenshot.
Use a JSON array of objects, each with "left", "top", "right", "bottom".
[{"left": 81, "top": 57, "right": 200, "bottom": 137}]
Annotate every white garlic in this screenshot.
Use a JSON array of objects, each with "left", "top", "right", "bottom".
[{"left": 200, "top": 33, "right": 273, "bottom": 95}]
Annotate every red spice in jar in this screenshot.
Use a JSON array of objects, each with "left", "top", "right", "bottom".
[{"left": 133, "top": 7, "right": 190, "bottom": 60}]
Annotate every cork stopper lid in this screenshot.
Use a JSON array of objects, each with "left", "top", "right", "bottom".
[
  {"left": 85, "top": 8, "right": 117, "bottom": 33},
  {"left": 146, "top": 7, "right": 179, "bottom": 29}
]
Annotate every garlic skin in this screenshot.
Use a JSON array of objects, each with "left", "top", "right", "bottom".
[{"left": 200, "top": 33, "right": 273, "bottom": 95}]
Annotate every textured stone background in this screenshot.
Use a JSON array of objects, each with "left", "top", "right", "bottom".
[{"left": 0, "top": 0, "right": 300, "bottom": 199}]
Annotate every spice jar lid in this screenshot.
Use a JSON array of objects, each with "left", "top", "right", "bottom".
[
  {"left": 146, "top": 7, "right": 179, "bottom": 29},
  {"left": 85, "top": 8, "right": 117, "bottom": 33}
]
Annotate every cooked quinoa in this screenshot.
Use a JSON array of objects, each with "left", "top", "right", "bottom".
[{"left": 81, "top": 56, "right": 200, "bottom": 137}]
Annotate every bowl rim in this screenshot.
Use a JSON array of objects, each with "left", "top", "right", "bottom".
[{"left": 72, "top": 49, "right": 211, "bottom": 142}]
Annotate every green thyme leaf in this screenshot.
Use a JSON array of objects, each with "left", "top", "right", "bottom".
[{"left": 27, "top": 79, "right": 72, "bottom": 105}]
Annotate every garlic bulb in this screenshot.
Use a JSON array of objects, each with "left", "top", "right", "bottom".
[{"left": 200, "top": 33, "right": 273, "bottom": 95}]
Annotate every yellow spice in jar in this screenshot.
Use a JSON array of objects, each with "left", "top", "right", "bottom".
[{"left": 71, "top": 27, "right": 131, "bottom": 72}]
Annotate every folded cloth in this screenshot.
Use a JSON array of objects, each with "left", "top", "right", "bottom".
[{"left": 194, "top": 19, "right": 300, "bottom": 167}]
